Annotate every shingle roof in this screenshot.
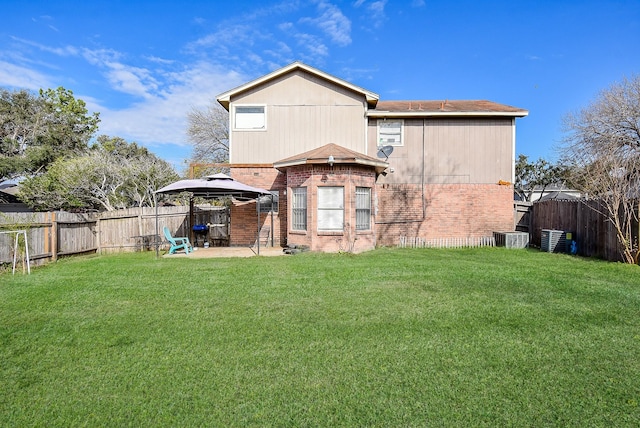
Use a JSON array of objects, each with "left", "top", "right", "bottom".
[
  {"left": 370, "top": 100, "right": 528, "bottom": 117},
  {"left": 273, "top": 143, "right": 388, "bottom": 173}
]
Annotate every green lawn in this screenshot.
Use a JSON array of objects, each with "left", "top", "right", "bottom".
[{"left": 1, "top": 248, "right": 639, "bottom": 427}]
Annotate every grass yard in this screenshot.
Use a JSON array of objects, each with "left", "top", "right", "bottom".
[{"left": 1, "top": 247, "right": 639, "bottom": 426}]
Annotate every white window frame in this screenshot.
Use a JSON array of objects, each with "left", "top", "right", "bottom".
[
  {"left": 355, "top": 187, "right": 371, "bottom": 231},
  {"left": 377, "top": 119, "right": 404, "bottom": 146},
  {"left": 317, "top": 186, "right": 344, "bottom": 232},
  {"left": 233, "top": 104, "right": 266, "bottom": 131},
  {"left": 291, "top": 187, "right": 307, "bottom": 231}
]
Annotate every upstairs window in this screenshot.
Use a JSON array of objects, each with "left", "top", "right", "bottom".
[
  {"left": 377, "top": 119, "right": 403, "bottom": 146},
  {"left": 234, "top": 105, "right": 266, "bottom": 130}
]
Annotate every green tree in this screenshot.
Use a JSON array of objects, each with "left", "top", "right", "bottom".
[
  {"left": 92, "top": 135, "right": 149, "bottom": 158},
  {"left": 0, "top": 86, "right": 99, "bottom": 180},
  {"left": 19, "top": 136, "right": 178, "bottom": 211},
  {"left": 0, "top": 88, "right": 43, "bottom": 179},
  {"left": 514, "top": 154, "right": 566, "bottom": 202}
]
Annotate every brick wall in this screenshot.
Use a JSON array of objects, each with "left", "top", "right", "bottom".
[
  {"left": 284, "top": 164, "right": 378, "bottom": 253},
  {"left": 229, "top": 167, "right": 286, "bottom": 246},
  {"left": 229, "top": 166, "right": 512, "bottom": 250},
  {"left": 375, "top": 183, "right": 513, "bottom": 246}
]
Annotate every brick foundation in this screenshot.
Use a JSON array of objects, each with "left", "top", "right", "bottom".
[
  {"left": 375, "top": 183, "right": 514, "bottom": 246},
  {"left": 230, "top": 166, "right": 514, "bottom": 251}
]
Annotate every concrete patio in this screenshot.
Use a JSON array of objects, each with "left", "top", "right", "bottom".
[{"left": 161, "top": 246, "right": 286, "bottom": 258}]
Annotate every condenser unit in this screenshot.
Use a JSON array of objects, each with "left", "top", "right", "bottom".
[
  {"left": 541, "top": 229, "right": 567, "bottom": 253},
  {"left": 493, "top": 232, "right": 529, "bottom": 249}
]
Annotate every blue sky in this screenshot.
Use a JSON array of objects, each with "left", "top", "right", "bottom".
[{"left": 1, "top": 0, "right": 639, "bottom": 171}]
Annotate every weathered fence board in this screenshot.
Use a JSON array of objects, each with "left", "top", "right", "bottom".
[
  {"left": 530, "top": 199, "right": 638, "bottom": 262},
  {"left": 0, "top": 205, "right": 229, "bottom": 264}
]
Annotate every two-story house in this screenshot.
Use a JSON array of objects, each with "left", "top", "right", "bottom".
[{"left": 216, "top": 61, "right": 528, "bottom": 252}]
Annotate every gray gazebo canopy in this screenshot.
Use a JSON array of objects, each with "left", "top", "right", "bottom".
[
  {"left": 154, "top": 173, "right": 273, "bottom": 255},
  {"left": 155, "top": 173, "right": 272, "bottom": 200}
]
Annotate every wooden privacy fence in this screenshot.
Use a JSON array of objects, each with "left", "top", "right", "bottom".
[
  {"left": 0, "top": 205, "right": 228, "bottom": 265},
  {"left": 530, "top": 199, "right": 638, "bottom": 262}
]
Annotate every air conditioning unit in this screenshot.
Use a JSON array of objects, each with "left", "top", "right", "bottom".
[
  {"left": 493, "top": 232, "right": 529, "bottom": 249},
  {"left": 541, "top": 229, "right": 567, "bottom": 253}
]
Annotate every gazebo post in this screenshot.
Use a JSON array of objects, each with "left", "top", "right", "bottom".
[
  {"left": 270, "top": 193, "right": 274, "bottom": 247},
  {"left": 189, "top": 197, "right": 195, "bottom": 246},
  {"left": 154, "top": 193, "right": 159, "bottom": 258},
  {"left": 256, "top": 197, "right": 261, "bottom": 255}
]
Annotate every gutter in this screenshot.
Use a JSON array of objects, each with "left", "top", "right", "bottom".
[{"left": 367, "top": 111, "right": 529, "bottom": 118}]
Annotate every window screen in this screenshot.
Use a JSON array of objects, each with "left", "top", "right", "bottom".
[
  {"left": 356, "top": 187, "right": 371, "bottom": 230},
  {"left": 378, "top": 120, "right": 403, "bottom": 146},
  {"left": 292, "top": 187, "right": 307, "bottom": 231}
]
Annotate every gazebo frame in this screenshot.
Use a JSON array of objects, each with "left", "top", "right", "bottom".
[{"left": 154, "top": 174, "right": 273, "bottom": 256}]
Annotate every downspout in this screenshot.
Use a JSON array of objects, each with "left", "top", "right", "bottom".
[
  {"left": 257, "top": 197, "right": 261, "bottom": 255},
  {"left": 422, "top": 118, "right": 426, "bottom": 218},
  {"left": 512, "top": 117, "right": 516, "bottom": 183}
]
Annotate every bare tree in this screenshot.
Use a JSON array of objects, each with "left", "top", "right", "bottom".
[
  {"left": 560, "top": 75, "right": 640, "bottom": 264},
  {"left": 186, "top": 102, "right": 229, "bottom": 176}
]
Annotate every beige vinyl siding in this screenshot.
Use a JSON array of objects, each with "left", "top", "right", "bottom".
[
  {"left": 369, "top": 118, "right": 513, "bottom": 184},
  {"left": 230, "top": 70, "right": 367, "bottom": 164}
]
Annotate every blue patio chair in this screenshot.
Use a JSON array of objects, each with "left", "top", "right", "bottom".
[{"left": 163, "top": 226, "right": 193, "bottom": 254}]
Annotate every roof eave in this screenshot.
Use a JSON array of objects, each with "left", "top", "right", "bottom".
[
  {"left": 367, "top": 110, "right": 529, "bottom": 118},
  {"left": 273, "top": 158, "right": 388, "bottom": 173}
]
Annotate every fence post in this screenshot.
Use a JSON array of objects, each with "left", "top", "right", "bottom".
[
  {"left": 96, "top": 216, "right": 101, "bottom": 254},
  {"left": 51, "top": 211, "right": 58, "bottom": 262}
]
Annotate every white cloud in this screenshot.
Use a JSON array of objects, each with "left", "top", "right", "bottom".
[
  {"left": 300, "top": 2, "right": 352, "bottom": 47},
  {"left": 10, "top": 36, "right": 78, "bottom": 56},
  {"left": 296, "top": 33, "right": 329, "bottom": 58},
  {"left": 278, "top": 22, "right": 294, "bottom": 31},
  {"left": 145, "top": 55, "right": 175, "bottom": 65},
  {"left": 264, "top": 41, "right": 294, "bottom": 63},
  {"left": 353, "top": 0, "right": 388, "bottom": 28},
  {"left": 94, "top": 62, "right": 246, "bottom": 148},
  {"left": 368, "top": 0, "right": 387, "bottom": 27},
  {"left": 0, "top": 60, "right": 52, "bottom": 90},
  {"left": 104, "top": 65, "right": 158, "bottom": 99}
]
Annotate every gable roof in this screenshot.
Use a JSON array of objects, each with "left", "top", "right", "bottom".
[
  {"left": 273, "top": 143, "right": 388, "bottom": 174},
  {"left": 217, "top": 61, "right": 380, "bottom": 110},
  {"left": 369, "top": 100, "right": 528, "bottom": 118}
]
